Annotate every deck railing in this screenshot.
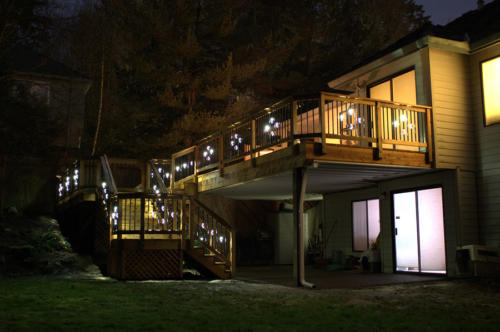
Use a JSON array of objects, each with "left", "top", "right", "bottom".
[
  {"left": 112, "top": 193, "right": 184, "bottom": 239},
  {"left": 171, "top": 91, "right": 433, "bottom": 184},
  {"left": 190, "top": 198, "right": 233, "bottom": 266},
  {"left": 57, "top": 160, "right": 80, "bottom": 200}
]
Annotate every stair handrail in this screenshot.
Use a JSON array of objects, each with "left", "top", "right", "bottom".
[
  {"left": 190, "top": 198, "right": 233, "bottom": 268},
  {"left": 100, "top": 154, "right": 117, "bottom": 195},
  {"left": 149, "top": 160, "right": 169, "bottom": 194}
]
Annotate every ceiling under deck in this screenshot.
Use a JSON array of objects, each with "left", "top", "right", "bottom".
[{"left": 204, "top": 161, "right": 432, "bottom": 200}]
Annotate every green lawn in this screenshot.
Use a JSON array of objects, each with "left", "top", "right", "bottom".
[{"left": 0, "top": 277, "right": 498, "bottom": 331}]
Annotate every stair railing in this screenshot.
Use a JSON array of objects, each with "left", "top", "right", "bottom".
[
  {"left": 98, "top": 155, "right": 119, "bottom": 233},
  {"left": 189, "top": 198, "right": 233, "bottom": 272},
  {"left": 57, "top": 160, "right": 80, "bottom": 200},
  {"left": 149, "top": 159, "right": 170, "bottom": 194}
]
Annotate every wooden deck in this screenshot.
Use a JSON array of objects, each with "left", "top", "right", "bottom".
[
  {"left": 55, "top": 92, "right": 434, "bottom": 280},
  {"left": 170, "top": 92, "right": 433, "bottom": 194}
]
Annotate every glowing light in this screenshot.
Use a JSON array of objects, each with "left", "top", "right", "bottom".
[
  {"left": 219, "top": 236, "right": 224, "bottom": 242},
  {"left": 158, "top": 167, "right": 162, "bottom": 173},
  {"left": 348, "top": 108, "right": 354, "bottom": 115},
  {"left": 175, "top": 166, "right": 180, "bottom": 172},
  {"left": 409, "top": 124, "right": 414, "bottom": 129},
  {"left": 393, "top": 121, "right": 399, "bottom": 128},
  {"left": 264, "top": 124, "right": 271, "bottom": 132},
  {"left": 269, "top": 117, "right": 275, "bottom": 124},
  {"left": 357, "top": 117, "right": 363, "bottom": 124},
  {"left": 182, "top": 163, "right": 187, "bottom": 169},
  {"left": 400, "top": 114, "right": 407, "bottom": 122},
  {"left": 102, "top": 182, "right": 107, "bottom": 188},
  {"left": 482, "top": 56, "right": 500, "bottom": 125},
  {"left": 339, "top": 114, "right": 344, "bottom": 121}
]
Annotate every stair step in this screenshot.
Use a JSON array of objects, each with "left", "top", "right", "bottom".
[{"left": 214, "top": 261, "right": 225, "bottom": 265}]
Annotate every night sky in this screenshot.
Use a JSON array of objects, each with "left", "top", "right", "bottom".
[{"left": 415, "top": 0, "right": 494, "bottom": 25}]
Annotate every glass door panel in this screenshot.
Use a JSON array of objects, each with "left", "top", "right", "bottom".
[
  {"left": 394, "top": 192, "right": 419, "bottom": 272},
  {"left": 418, "top": 188, "right": 446, "bottom": 274}
]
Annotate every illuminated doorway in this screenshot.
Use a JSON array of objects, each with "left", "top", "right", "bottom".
[{"left": 393, "top": 188, "right": 446, "bottom": 274}]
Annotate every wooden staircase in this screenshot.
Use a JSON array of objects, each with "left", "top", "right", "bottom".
[
  {"left": 56, "top": 157, "right": 234, "bottom": 280},
  {"left": 185, "top": 245, "right": 232, "bottom": 279}
]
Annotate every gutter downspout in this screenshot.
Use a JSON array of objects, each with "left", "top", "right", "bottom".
[{"left": 293, "top": 167, "right": 315, "bottom": 289}]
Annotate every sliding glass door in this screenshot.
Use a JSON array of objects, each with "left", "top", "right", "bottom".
[{"left": 393, "top": 188, "right": 446, "bottom": 274}]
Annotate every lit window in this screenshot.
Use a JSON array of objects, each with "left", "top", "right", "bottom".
[
  {"left": 482, "top": 56, "right": 500, "bottom": 126},
  {"left": 352, "top": 199, "right": 380, "bottom": 251}
]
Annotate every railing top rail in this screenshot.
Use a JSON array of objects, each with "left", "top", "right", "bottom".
[
  {"left": 116, "top": 192, "right": 184, "bottom": 199},
  {"left": 171, "top": 146, "right": 197, "bottom": 159},
  {"left": 320, "top": 91, "right": 431, "bottom": 111}
]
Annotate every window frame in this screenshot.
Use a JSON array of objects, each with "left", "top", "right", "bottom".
[
  {"left": 480, "top": 55, "right": 500, "bottom": 127},
  {"left": 367, "top": 67, "right": 417, "bottom": 103},
  {"left": 351, "top": 198, "right": 380, "bottom": 252}
]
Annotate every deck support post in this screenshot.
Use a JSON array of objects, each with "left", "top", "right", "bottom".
[{"left": 293, "top": 167, "right": 315, "bottom": 288}]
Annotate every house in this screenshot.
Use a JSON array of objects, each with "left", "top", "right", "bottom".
[
  {"left": 1, "top": 46, "right": 91, "bottom": 214},
  {"left": 56, "top": 1, "right": 500, "bottom": 282},
  {"left": 322, "top": 0, "right": 500, "bottom": 276}
]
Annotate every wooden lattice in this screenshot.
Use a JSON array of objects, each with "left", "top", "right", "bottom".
[{"left": 123, "top": 249, "right": 182, "bottom": 280}]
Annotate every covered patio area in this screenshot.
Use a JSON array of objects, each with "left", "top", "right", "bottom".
[{"left": 235, "top": 265, "right": 445, "bottom": 289}]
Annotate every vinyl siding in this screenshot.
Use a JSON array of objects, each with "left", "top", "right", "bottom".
[
  {"left": 429, "top": 48, "right": 476, "bottom": 171},
  {"left": 428, "top": 48, "right": 479, "bottom": 246},
  {"left": 470, "top": 42, "right": 500, "bottom": 246}
]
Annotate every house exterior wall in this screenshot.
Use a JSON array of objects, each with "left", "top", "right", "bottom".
[
  {"left": 428, "top": 47, "right": 479, "bottom": 245},
  {"left": 469, "top": 41, "right": 500, "bottom": 246},
  {"left": 328, "top": 48, "right": 432, "bottom": 106},
  {"left": 322, "top": 170, "right": 459, "bottom": 276}
]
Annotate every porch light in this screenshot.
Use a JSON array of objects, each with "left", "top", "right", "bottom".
[
  {"left": 182, "top": 163, "right": 187, "bottom": 169},
  {"left": 158, "top": 167, "right": 162, "bottom": 173},
  {"left": 219, "top": 236, "right": 224, "bottom": 243},
  {"left": 175, "top": 166, "right": 180, "bottom": 172},
  {"left": 165, "top": 172, "right": 170, "bottom": 179}
]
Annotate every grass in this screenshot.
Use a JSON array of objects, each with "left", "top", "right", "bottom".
[{"left": 0, "top": 277, "right": 499, "bottom": 331}]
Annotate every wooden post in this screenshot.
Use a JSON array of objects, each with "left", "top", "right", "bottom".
[
  {"left": 189, "top": 199, "right": 195, "bottom": 249},
  {"left": 251, "top": 120, "right": 256, "bottom": 164},
  {"left": 219, "top": 134, "right": 224, "bottom": 176},
  {"left": 170, "top": 156, "right": 175, "bottom": 192},
  {"left": 375, "top": 102, "right": 384, "bottom": 160},
  {"left": 293, "top": 167, "right": 307, "bottom": 287},
  {"left": 231, "top": 228, "right": 236, "bottom": 277},
  {"left": 181, "top": 196, "right": 186, "bottom": 240},
  {"left": 140, "top": 194, "right": 145, "bottom": 243},
  {"left": 292, "top": 100, "right": 298, "bottom": 140},
  {"left": 320, "top": 93, "right": 326, "bottom": 146},
  {"left": 425, "top": 107, "right": 434, "bottom": 165}
]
